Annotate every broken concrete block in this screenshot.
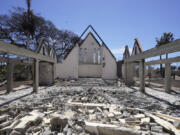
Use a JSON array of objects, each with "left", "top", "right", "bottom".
[
  {"left": 0, "top": 119, "right": 20, "bottom": 134},
  {"left": 58, "top": 133, "right": 65, "bottom": 135},
  {"left": 33, "top": 126, "right": 42, "bottom": 133},
  {"left": 107, "top": 113, "right": 115, "bottom": 118},
  {"left": 0, "top": 115, "right": 9, "bottom": 123},
  {"left": 88, "top": 109, "right": 94, "bottom": 114},
  {"left": 10, "top": 130, "right": 21, "bottom": 135},
  {"left": 134, "top": 126, "right": 141, "bottom": 130},
  {"left": 50, "top": 113, "right": 68, "bottom": 132},
  {"left": 85, "top": 121, "right": 144, "bottom": 135},
  {"left": 113, "top": 111, "right": 122, "bottom": 116},
  {"left": 125, "top": 118, "right": 141, "bottom": 126},
  {"left": 151, "top": 126, "right": 163, "bottom": 133},
  {"left": 134, "top": 114, "right": 145, "bottom": 119},
  {"left": 141, "top": 117, "right": 150, "bottom": 124},
  {"left": 67, "top": 128, "right": 72, "bottom": 135},
  {"left": 43, "top": 117, "right": 50, "bottom": 125},
  {"left": 78, "top": 108, "right": 85, "bottom": 114},
  {"left": 88, "top": 114, "right": 96, "bottom": 121},
  {"left": 14, "top": 110, "right": 43, "bottom": 133},
  {"left": 0, "top": 121, "right": 11, "bottom": 129},
  {"left": 174, "top": 121, "right": 180, "bottom": 129},
  {"left": 64, "top": 110, "right": 75, "bottom": 119},
  {"left": 122, "top": 111, "right": 131, "bottom": 118},
  {"left": 118, "top": 119, "right": 126, "bottom": 124},
  {"left": 109, "top": 105, "right": 118, "bottom": 113}
]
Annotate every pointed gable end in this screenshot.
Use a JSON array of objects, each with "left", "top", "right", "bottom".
[
  {"left": 131, "top": 38, "right": 143, "bottom": 56},
  {"left": 79, "top": 32, "right": 101, "bottom": 47},
  {"left": 50, "top": 47, "right": 57, "bottom": 61},
  {"left": 123, "top": 45, "right": 130, "bottom": 60},
  {"left": 36, "top": 38, "right": 49, "bottom": 56}
]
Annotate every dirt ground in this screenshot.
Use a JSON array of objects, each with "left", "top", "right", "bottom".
[{"left": 0, "top": 80, "right": 32, "bottom": 94}]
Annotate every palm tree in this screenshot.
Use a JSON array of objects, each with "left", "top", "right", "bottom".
[
  {"left": 26, "top": 0, "right": 31, "bottom": 49},
  {"left": 23, "top": 0, "right": 36, "bottom": 49},
  {"left": 156, "top": 32, "right": 174, "bottom": 77}
]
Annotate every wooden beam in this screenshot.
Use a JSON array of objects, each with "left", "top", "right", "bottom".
[
  {"left": 145, "top": 56, "right": 180, "bottom": 65},
  {"left": 7, "top": 59, "right": 14, "bottom": 93},
  {"left": 0, "top": 41, "right": 55, "bottom": 63},
  {"left": 52, "top": 63, "right": 56, "bottom": 82},
  {"left": 125, "top": 39, "right": 180, "bottom": 62},
  {"left": 33, "top": 59, "right": 39, "bottom": 93},
  {"left": 165, "top": 63, "right": 171, "bottom": 93}
]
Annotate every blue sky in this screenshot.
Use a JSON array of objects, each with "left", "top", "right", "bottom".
[{"left": 1, "top": 0, "right": 180, "bottom": 60}]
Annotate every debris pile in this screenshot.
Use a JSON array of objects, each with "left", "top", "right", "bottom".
[
  {"left": 0, "top": 78, "right": 180, "bottom": 135},
  {"left": 1, "top": 102, "right": 179, "bottom": 135}
]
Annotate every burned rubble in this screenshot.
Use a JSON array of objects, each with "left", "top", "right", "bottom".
[{"left": 0, "top": 78, "right": 180, "bottom": 135}]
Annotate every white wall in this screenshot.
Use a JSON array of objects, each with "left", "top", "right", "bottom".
[
  {"left": 80, "top": 33, "right": 100, "bottom": 64},
  {"left": 79, "top": 64, "right": 101, "bottom": 77},
  {"left": 101, "top": 45, "right": 117, "bottom": 79},
  {"left": 56, "top": 44, "right": 79, "bottom": 79}
]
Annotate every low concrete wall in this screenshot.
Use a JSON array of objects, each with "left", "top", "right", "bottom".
[
  {"left": 79, "top": 64, "right": 101, "bottom": 78},
  {"left": 39, "top": 62, "right": 53, "bottom": 85},
  {"left": 56, "top": 45, "right": 79, "bottom": 79},
  {"left": 122, "top": 63, "right": 136, "bottom": 84}
]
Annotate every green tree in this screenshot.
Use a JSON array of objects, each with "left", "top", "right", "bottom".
[
  {"left": 0, "top": 7, "right": 78, "bottom": 61},
  {"left": 156, "top": 32, "right": 174, "bottom": 77}
]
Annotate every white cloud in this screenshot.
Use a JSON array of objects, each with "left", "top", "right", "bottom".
[
  {"left": 111, "top": 47, "right": 133, "bottom": 60},
  {"left": 111, "top": 48, "right": 132, "bottom": 55}
]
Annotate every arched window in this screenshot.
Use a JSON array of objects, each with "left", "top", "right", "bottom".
[
  {"left": 84, "top": 48, "right": 87, "bottom": 64},
  {"left": 97, "top": 48, "right": 101, "bottom": 64},
  {"left": 79, "top": 48, "right": 82, "bottom": 63},
  {"left": 43, "top": 46, "right": 46, "bottom": 55},
  {"left": 93, "top": 48, "right": 96, "bottom": 64}
]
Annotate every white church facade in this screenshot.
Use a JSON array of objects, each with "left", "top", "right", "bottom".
[{"left": 56, "top": 25, "right": 117, "bottom": 79}]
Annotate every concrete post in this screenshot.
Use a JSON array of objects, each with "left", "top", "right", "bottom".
[
  {"left": 165, "top": 63, "right": 171, "bottom": 93},
  {"left": 139, "top": 59, "right": 145, "bottom": 92},
  {"left": 7, "top": 60, "right": 14, "bottom": 93},
  {"left": 124, "top": 62, "right": 128, "bottom": 82},
  {"left": 52, "top": 63, "right": 56, "bottom": 83},
  {"left": 33, "top": 59, "right": 39, "bottom": 93}
]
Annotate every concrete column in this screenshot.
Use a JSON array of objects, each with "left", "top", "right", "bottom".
[
  {"left": 124, "top": 62, "right": 128, "bottom": 82},
  {"left": 139, "top": 59, "right": 145, "bottom": 92},
  {"left": 52, "top": 63, "right": 56, "bottom": 83},
  {"left": 7, "top": 60, "right": 14, "bottom": 93},
  {"left": 165, "top": 63, "right": 171, "bottom": 93},
  {"left": 33, "top": 59, "right": 39, "bottom": 93}
]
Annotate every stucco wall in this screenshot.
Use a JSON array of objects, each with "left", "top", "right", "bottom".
[
  {"left": 39, "top": 62, "right": 53, "bottom": 85},
  {"left": 80, "top": 33, "right": 100, "bottom": 64},
  {"left": 101, "top": 45, "right": 117, "bottom": 79},
  {"left": 56, "top": 45, "right": 79, "bottom": 79},
  {"left": 79, "top": 64, "right": 101, "bottom": 77},
  {"left": 122, "top": 63, "right": 136, "bottom": 84}
]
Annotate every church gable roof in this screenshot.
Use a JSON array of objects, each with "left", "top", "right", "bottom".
[
  {"left": 79, "top": 32, "right": 101, "bottom": 47},
  {"left": 64, "top": 25, "right": 116, "bottom": 61}
]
